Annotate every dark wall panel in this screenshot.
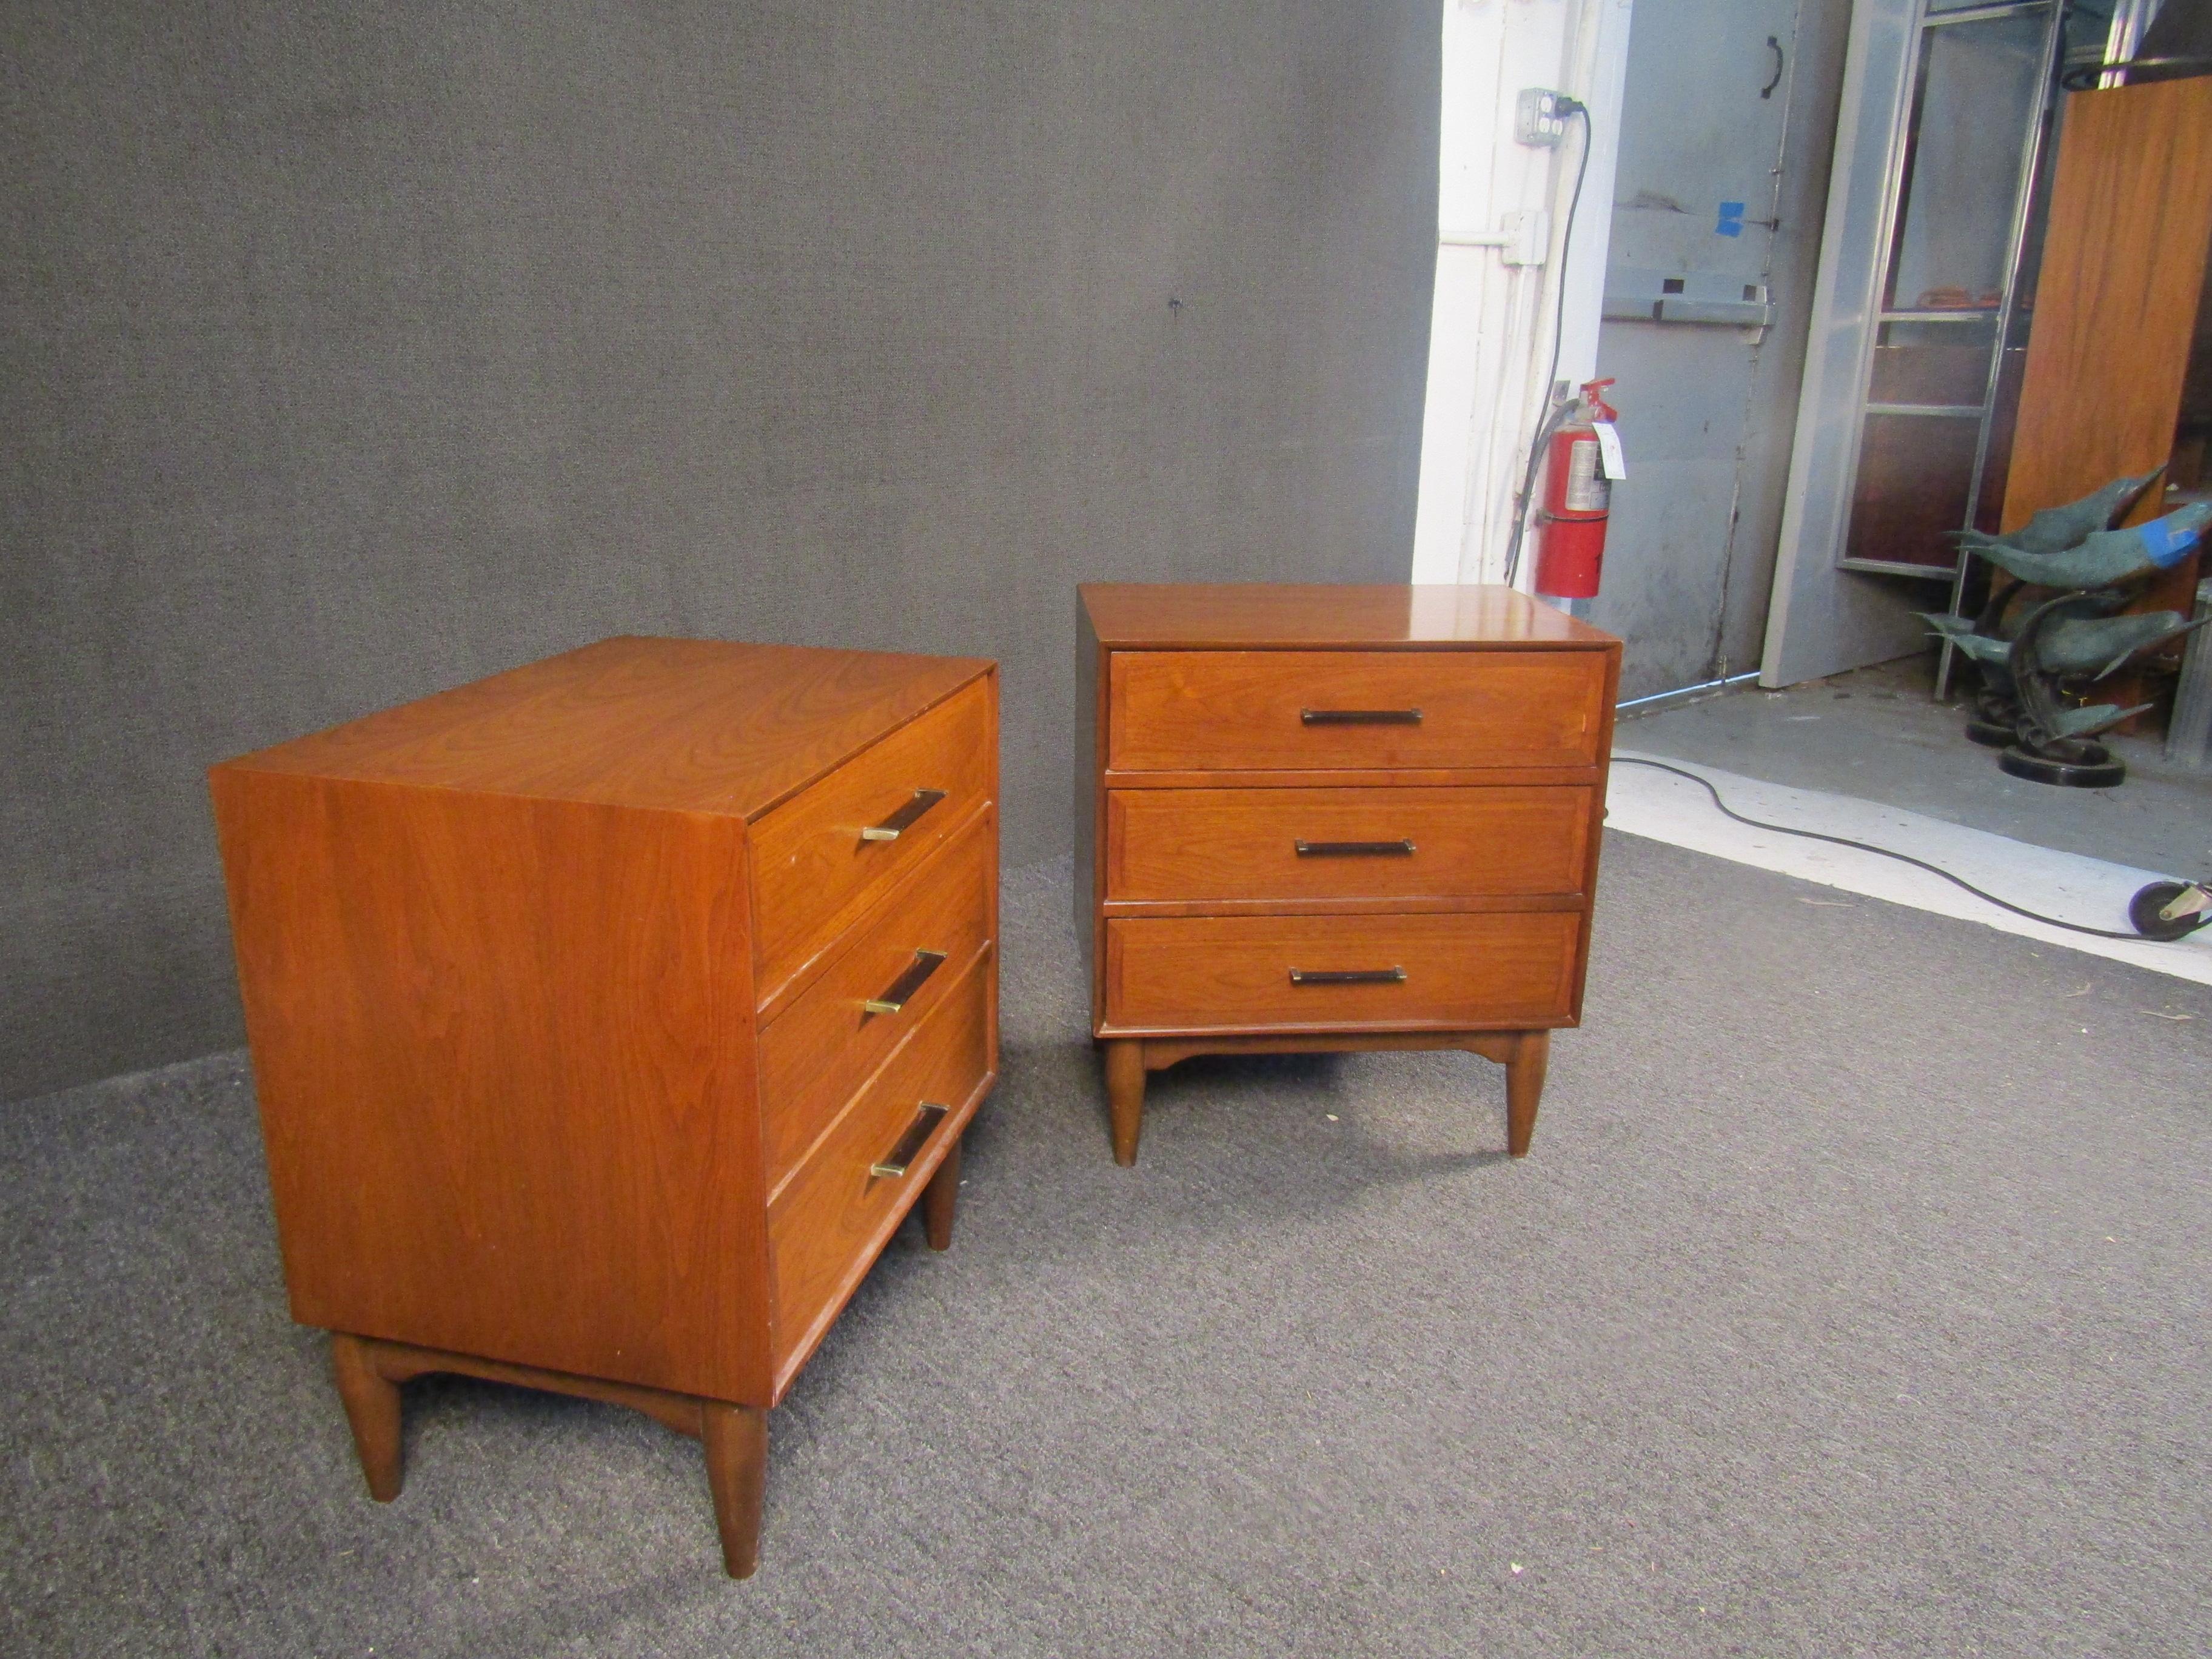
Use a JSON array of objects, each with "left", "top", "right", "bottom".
[{"left": 1, "top": 2, "right": 1439, "bottom": 1100}]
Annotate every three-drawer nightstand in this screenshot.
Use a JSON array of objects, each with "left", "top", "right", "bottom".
[
  {"left": 1074, "top": 585, "right": 1618, "bottom": 1165},
  {"left": 211, "top": 637, "right": 999, "bottom": 1576}
]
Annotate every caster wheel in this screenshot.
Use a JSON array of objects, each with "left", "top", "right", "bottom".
[{"left": 2128, "top": 882, "right": 2211, "bottom": 943}]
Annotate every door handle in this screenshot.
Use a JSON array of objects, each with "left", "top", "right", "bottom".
[
  {"left": 870, "top": 1102, "right": 950, "bottom": 1178},
  {"left": 862, "top": 788, "right": 947, "bottom": 842},
  {"left": 1289, "top": 967, "right": 1407, "bottom": 985},
  {"left": 1294, "top": 839, "right": 1416, "bottom": 857},
  {"left": 1300, "top": 708, "right": 1422, "bottom": 726},
  {"left": 863, "top": 950, "right": 946, "bottom": 1016}
]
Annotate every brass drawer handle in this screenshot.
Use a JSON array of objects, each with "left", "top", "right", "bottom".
[
  {"left": 863, "top": 949, "right": 946, "bottom": 1015},
  {"left": 1300, "top": 708, "right": 1422, "bottom": 726},
  {"left": 861, "top": 788, "right": 947, "bottom": 842},
  {"left": 1289, "top": 967, "right": 1407, "bottom": 985},
  {"left": 870, "top": 1101, "right": 950, "bottom": 1178},
  {"left": 1295, "top": 839, "right": 1416, "bottom": 857}
]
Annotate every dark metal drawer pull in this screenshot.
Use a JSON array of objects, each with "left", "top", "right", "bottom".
[
  {"left": 1301, "top": 708, "right": 1422, "bottom": 726},
  {"left": 862, "top": 788, "right": 947, "bottom": 842},
  {"left": 1289, "top": 967, "right": 1407, "bottom": 985},
  {"left": 863, "top": 950, "right": 947, "bottom": 1016},
  {"left": 1295, "top": 839, "right": 1416, "bottom": 857},
  {"left": 871, "top": 1101, "right": 950, "bottom": 1179}
]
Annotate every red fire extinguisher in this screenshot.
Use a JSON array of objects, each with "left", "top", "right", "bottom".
[{"left": 1533, "top": 378, "right": 1618, "bottom": 601}]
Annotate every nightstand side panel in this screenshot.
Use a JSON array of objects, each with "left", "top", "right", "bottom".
[{"left": 210, "top": 768, "right": 773, "bottom": 1403}]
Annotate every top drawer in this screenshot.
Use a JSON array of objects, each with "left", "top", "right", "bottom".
[
  {"left": 1107, "top": 650, "right": 1608, "bottom": 773},
  {"left": 751, "top": 677, "right": 994, "bottom": 1000}
]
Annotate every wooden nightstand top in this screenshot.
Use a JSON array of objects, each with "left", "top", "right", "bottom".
[
  {"left": 213, "top": 635, "right": 994, "bottom": 820},
  {"left": 1078, "top": 583, "right": 1617, "bottom": 651}
]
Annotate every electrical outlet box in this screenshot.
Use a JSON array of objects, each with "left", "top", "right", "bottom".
[{"left": 1517, "top": 88, "right": 1570, "bottom": 147}]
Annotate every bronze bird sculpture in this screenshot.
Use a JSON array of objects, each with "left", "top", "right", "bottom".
[
  {"left": 1953, "top": 468, "right": 2163, "bottom": 559},
  {"left": 1926, "top": 608, "right": 2210, "bottom": 679},
  {"left": 1938, "top": 472, "right": 2204, "bottom": 792},
  {"left": 2055, "top": 609, "right": 2212, "bottom": 679},
  {"left": 1969, "top": 501, "right": 2209, "bottom": 590},
  {"left": 1919, "top": 612, "right": 2012, "bottom": 666},
  {"left": 2042, "top": 700, "right": 2156, "bottom": 740}
]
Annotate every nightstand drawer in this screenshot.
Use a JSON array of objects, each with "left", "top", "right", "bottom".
[
  {"left": 1107, "top": 650, "right": 1607, "bottom": 773},
  {"left": 1105, "top": 785, "right": 1593, "bottom": 904},
  {"left": 1104, "top": 911, "right": 1582, "bottom": 1032},
  {"left": 768, "top": 951, "right": 990, "bottom": 1373},
  {"left": 757, "top": 810, "right": 994, "bottom": 1191},
  {"left": 752, "top": 679, "right": 994, "bottom": 1000}
]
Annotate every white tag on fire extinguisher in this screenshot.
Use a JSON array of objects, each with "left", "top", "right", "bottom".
[{"left": 1592, "top": 420, "right": 1626, "bottom": 480}]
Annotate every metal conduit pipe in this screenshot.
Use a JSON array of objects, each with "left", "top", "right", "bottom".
[{"left": 1614, "top": 670, "right": 1761, "bottom": 715}]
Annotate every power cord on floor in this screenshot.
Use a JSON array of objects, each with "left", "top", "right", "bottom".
[{"left": 1611, "top": 756, "right": 2159, "bottom": 942}]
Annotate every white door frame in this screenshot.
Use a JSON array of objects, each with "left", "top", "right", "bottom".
[
  {"left": 1759, "top": 0, "right": 1933, "bottom": 686},
  {"left": 1410, "top": 0, "right": 1635, "bottom": 588}
]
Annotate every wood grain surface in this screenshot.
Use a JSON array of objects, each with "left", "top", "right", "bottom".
[
  {"left": 749, "top": 677, "right": 996, "bottom": 1003},
  {"left": 1075, "top": 586, "right": 1617, "bottom": 1163},
  {"left": 1080, "top": 583, "right": 1619, "bottom": 649},
  {"left": 215, "top": 636, "right": 1002, "bottom": 1573},
  {"left": 1103, "top": 911, "right": 1584, "bottom": 1034},
  {"left": 1108, "top": 650, "right": 1608, "bottom": 773},
  {"left": 756, "top": 809, "right": 994, "bottom": 1192},
  {"left": 219, "top": 635, "right": 994, "bottom": 822},
  {"left": 1105, "top": 785, "right": 1594, "bottom": 905},
  {"left": 2003, "top": 76, "right": 2212, "bottom": 624},
  {"left": 768, "top": 951, "right": 994, "bottom": 1392},
  {"left": 1100, "top": 764, "right": 1606, "bottom": 791},
  {"left": 211, "top": 767, "right": 772, "bottom": 1402}
]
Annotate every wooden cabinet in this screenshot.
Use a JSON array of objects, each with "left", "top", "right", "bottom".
[
  {"left": 1076, "top": 585, "right": 1618, "bottom": 1165},
  {"left": 1997, "top": 76, "right": 2212, "bottom": 722},
  {"left": 210, "top": 637, "right": 999, "bottom": 1577}
]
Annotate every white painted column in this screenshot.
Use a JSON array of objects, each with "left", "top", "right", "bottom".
[{"left": 1410, "top": 0, "right": 1634, "bottom": 588}]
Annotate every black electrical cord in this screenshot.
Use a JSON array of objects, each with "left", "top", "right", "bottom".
[
  {"left": 1502, "top": 100, "right": 1592, "bottom": 591},
  {"left": 1612, "top": 756, "right": 2165, "bottom": 942},
  {"left": 2059, "top": 55, "right": 2212, "bottom": 92}
]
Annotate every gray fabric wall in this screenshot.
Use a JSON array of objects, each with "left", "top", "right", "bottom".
[{"left": 2, "top": 2, "right": 1439, "bottom": 1102}]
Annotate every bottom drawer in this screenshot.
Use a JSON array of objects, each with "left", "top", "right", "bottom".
[
  {"left": 1104, "top": 911, "right": 1582, "bottom": 1033},
  {"left": 768, "top": 949, "right": 992, "bottom": 1382}
]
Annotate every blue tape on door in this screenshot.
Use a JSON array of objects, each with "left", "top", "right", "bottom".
[{"left": 1715, "top": 201, "right": 1745, "bottom": 238}]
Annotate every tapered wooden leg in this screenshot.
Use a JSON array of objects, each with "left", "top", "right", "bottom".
[
  {"left": 1104, "top": 1039, "right": 1147, "bottom": 1166},
  {"left": 702, "top": 1403, "right": 768, "bottom": 1580},
  {"left": 1505, "top": 1030, "right": 1550, "bottom": 1158},
  {"left": 330, "top": 1332, "right": 404, "bottom": 1502},
  {"left": 922, "top": 1136, "right": 962, "bottom": 1252}
]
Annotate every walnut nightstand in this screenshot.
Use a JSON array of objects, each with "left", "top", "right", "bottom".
[
  {"left": 212, "top": 637, "right": 998, "bottom": 1576},
  {"left": 1074, "top": 585, "right": 1618, "bottom": 1165}
]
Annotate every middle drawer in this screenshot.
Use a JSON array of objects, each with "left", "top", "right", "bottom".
[{"left": 1105, "top": 785, "right": 1592, "bottom": 904}]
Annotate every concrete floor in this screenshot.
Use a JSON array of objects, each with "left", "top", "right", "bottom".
[{"left": 1618, "top": 654, "right": 2212, "bottom": 881}]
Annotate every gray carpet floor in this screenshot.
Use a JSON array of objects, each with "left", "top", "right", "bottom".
[{"left": 6, "top": 833, "right": 2211, "bottom": 1658}]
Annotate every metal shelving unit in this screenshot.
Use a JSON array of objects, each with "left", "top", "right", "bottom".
[{"left": 1828, "top": 0, "right": 2066, "bottom": 627}]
